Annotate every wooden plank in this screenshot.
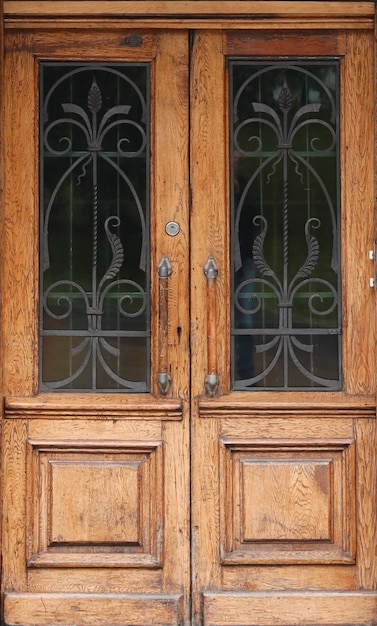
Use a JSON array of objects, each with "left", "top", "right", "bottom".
[
  {"left": 220, "top": 417, "right": 354, "bottom": 439},
  {"left": 28, "top": 418, "right": 162, "bottom": 440},
  {"left": 152, "top": 30, "right": 190, "bottom": 398},
  {"left": 355, "top": 418, "right": 377, "bottom": 589},
  {"left": 152, "top": 34, "right": 191, "bottom": 623},
  {"left": 199, "top": 391, "right": 376, "bottom": 419},
  {"left": 4, "top": 592, "right": 184, "bottom": 626},
  {"left": 226, "top": 30, "right": 347, "bottom": 55},
  {"left": 2, "top": 37, "right": 37, "bottom": 396},
  {"left": 190, "top": 29, "right": 226, "bottom": 623},
  {"left": 5, "top": 393, "right": 183, "bottom": 419},
  {"left": 342, "top": 31, "right": 375, "bottom": 394},
  {"left": 4, "top": 17, "right": 374, "bottom": 30},
  {"left": 3, "top": 1, "right": 375, "bottom": 19},
  {"left": 203, "top": 591, "right": 377, "bottom": 626},
  {"left": 4, "top": 28, "right": 160, "bottom": 56},
  {"left": 223, "top": 565, "right": 356, "bottom": 592},
  {"left": 27, "top": 568, "right": 163, "bottom": 593},
  {"left": 190, "top": 29, "right": 229, "bottom": 396},
  {"left": 2, "top": 420, "right": 28, "bottom": 591}
]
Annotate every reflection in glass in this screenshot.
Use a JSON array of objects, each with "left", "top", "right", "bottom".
[
  {"left": 40, "top": 63, "right": 150, "bottom": 391},
  {"left": 230, "top": 61, "right": 341, "bottom": 389}
]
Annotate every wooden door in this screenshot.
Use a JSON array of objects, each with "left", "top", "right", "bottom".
[
  {"left": 2, "top": 28, "right": 191, "bottom": 625},
  {"left": 1, "top": 20, "right": 377, "bottom": 626},
  {"left": 190, "top": 29, "right": 377, "bottom": 626}
]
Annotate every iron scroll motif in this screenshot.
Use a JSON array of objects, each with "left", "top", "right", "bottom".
[
  {"left": 231, "top": 62, "right": 341, "bottom": 389},
  {"left": 40, "top": 64, "right": 150, "bottom": 391}
]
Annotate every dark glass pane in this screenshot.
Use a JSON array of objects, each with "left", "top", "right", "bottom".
[
  {"left": 40, "top": 63, "right": 150, "bottom": 391},
  {"left": 230, "top": 61, "right": 341, "bottom": 390}
]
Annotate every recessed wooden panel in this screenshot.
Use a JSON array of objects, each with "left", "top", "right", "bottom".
[
  {"left": 241, "top": 460, "right": 331, "bottom": 542},
  {"left": 27, "top": 440, "right": 163, "bottom": 568},
  {"left": 220, "top": 439, "right": 355, "bottom": 564},
  {"left": 49, "top": 460, "right": 140, "bottom": 545}
]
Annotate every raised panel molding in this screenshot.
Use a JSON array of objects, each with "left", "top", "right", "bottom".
[
  {"left": 199, "top": 393, "right": 376, "bottom": 419},
  {"left": 5, "top": 394, "right": 183, "bottom": 420},
  {"left": 220, "top": 438, "right": 356, "bottom": 564},
  {"left": 27, "top": 440, "right": 164, "bottom": 568}
]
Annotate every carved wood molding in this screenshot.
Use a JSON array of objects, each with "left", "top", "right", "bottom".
[
  {"left": 27, "top": 438, "right": 164, "bottom": 568},
  {"left": 199, "top": 394, "right": 376, "bottom": 419},
  {"left": 220, "top": 437, "right": 356, "bottom": 564},
  {"left": 5, "top": 394, "right": 183, "bottom": 420},
  {"left": 3, "top": 1, "right": 374, "bottom": 29}
]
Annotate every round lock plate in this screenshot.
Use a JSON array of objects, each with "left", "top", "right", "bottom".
[{"left": 165, "top": 221, "right": 180, "bottom": 236}]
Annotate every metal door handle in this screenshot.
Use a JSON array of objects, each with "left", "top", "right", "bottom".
[
  {"left": 203, "top": 255, "right": 219, "bottom": 396},
  {"left": 157, "top": 255, "right": 172, "bottom": 394}
]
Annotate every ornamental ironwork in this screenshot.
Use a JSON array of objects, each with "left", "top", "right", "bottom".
[
  {"left": 231, "top": 61, "right": 341, "bottom": 389},
  {"left": 40, "top": 64, "right": 150, "bottom": 391}
]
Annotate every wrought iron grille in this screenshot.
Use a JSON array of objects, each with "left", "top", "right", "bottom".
[
  {"left": 40, "top": 63, "right": 150, "bottom": 391},
  {"left": 230, "top": 60, "right": 341, "bottom": 390}
]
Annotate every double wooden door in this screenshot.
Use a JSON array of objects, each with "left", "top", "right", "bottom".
[{"left": 2, "top": 24, "right": 377, "bottom": 626}]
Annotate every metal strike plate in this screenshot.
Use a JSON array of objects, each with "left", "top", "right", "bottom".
[
  {"left": 165, "top": 221, "right": 180, "bottom": 236},
  {"left": 369, "top": 245, "right": 376, "bottom": 288}
]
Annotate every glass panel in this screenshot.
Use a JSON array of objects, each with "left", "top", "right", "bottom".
[
  {"left": 230, "top": 60, "right": 341, "bottom": 390},
  {"left": 40, "top": 63, "right": 150, "bottom": 391}
]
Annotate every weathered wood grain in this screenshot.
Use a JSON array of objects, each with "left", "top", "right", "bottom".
[
  {"left": 5, "top": 592, "right": 184, "bottom": 626},
  {"left": 1, "top": 10, "right": 377, "bottom": 626},
  {"left": 3, "top": 0, "right": 375, "bottom": 21},
  {"left": 2, "top": 28, "right": 191, "bottom": 626},
  {"left": 203, "top": 591, "right": 377, "bottom": 625}
]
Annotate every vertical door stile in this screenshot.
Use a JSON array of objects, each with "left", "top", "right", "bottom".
[
  {"left": 2, "top": 28, "right": 36, "bottom": 599},
  {"left": 190, "top": 30, "right": 229, "bottom": 625},
  {"left": 154, "top": 30, "right": 191, "bottom": 620},
  {"left": 341, "top": 29, "right": 377, "bottom": 591},
  {"left": 341, "top": 30, "right": 375, "bottom": 395}
]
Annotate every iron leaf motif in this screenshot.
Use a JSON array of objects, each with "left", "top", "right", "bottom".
[
  {"left": 252, "top": 233, "right": 274, "bottom": 278},
  {"left": 103, "top": 217, "right": 124, "bottom": 282},
  {"left": 295, "top": 219, "right": 320, "bottom": 281},
  {"left": 87, "top": 78, "right": 102, "bottom": 113},
  {"left": 278, "top": 82, "right": 293, "bottom": 112}
]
